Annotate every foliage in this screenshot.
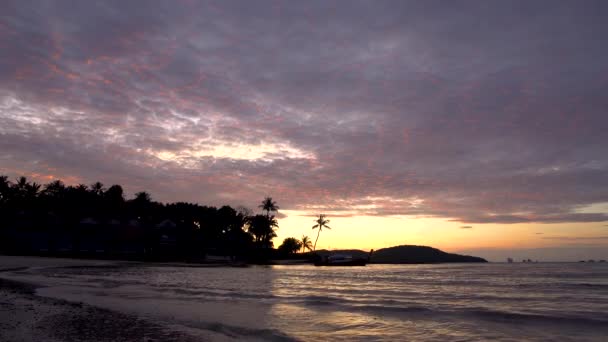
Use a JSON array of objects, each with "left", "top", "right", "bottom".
[
  {"left": 258, "top": 197, "right": 279, "bottom": 217},
  {"left": 0, "top": 175, "right": 280, "bottom": 261},
  {"left": 312, "top": 214, "right": 331, "bottom": 251},
  {"left": 301, "top": 235, "right": 312, "bottom": 253},
  {"left": 248, "top": 214, "right": 278, "bottom": 248},
  {"left": 278, "top": 237, "right": 302, "bottom": 256}
]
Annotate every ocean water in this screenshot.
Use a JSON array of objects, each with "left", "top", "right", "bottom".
[{"left": 6, "top": 261, "right": 608, "bottom": 341}]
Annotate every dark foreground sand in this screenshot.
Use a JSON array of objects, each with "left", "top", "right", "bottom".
[{"left": 0, "top": 276, "right": 201, "bottom": 342}]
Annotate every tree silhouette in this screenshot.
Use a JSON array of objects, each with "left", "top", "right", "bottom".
[
  {"left": 15, "top": 176, "right": 28, "bottom": 190},
  {"left": 278, "top": 237, "right": 302, "bottom": 255},
  {"left": 312, "top": 214, "right": 330, "bottom": 251},
  {"left": 105, "top": 185, "right": 124, "bottom": 202},
  {"left": 13, "top": 176, "right": 31, "bottom": 200},
  {"left": 42, "top": 180, "right": 66, "bottom": 199},
  {"left": 90, "top": 182, "right": 105, "bottom": 196},
  {"left": 26, "top": 182, "right": 41, "bottom": 198},
  {"left": 75, "top": 184, "right": 88, "bottom": 192},
  {"left": 258, "top": 197, "right": 279, "bottom": 218},
  {"left": 0, "top": 174, "right": 292, "bottom": 262},
  {"left": 134, "top": 191, "right": 151, "bottom": 203},
  {"left": 301, "top": 235, "right": 312, "bottom": 253},
  {"left": 248, "top": 214, "right": 278, "bottom": 248},
  {"left": 0, "top": 175, "right": 10, "bottom": 204}
]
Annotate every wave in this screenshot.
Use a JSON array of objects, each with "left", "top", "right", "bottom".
[
  {"left": 182, "top": 320, "right": 297, "bottom": 342},
  {"left": 295, "top": 295, "right": 351, "bottom": 306},
  {"left": 23, "top": 263, "right": 608, "bottom": 329},
  {"left": 326, "top": 305, "right": 608, "bottom": 328},
  {"left": 297, "top": 299, "right": 608, "bottom": 327},
  {"left": 462, "top": 308, "right": 608, "bottom": 327}
]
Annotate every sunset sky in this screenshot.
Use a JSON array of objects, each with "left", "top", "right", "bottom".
[{"left": 1, "top": 1, "right": 607, "bottom": 261}]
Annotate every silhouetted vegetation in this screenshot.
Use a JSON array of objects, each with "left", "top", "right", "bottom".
[
  {"left": 0, "top": 175, "right": 283, "bottom": 263},
  {"left": 277, "top": 237, "right": 302, "bottom": 256},
  {"left": 0, "top": 175, "right": 490, "bottom": 264},
  {"left": 312, "top": 214, "right": 330, "bottom": 251},
  {"left": 259, "top": 197, "right": 279, "bottom": 218},
  {"left": 300, "top": 235, "right": 312, "bottom": 253}
]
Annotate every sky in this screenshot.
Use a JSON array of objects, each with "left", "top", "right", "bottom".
[{"left": 1, "top": 1, "right": 607, "bottom": 261}]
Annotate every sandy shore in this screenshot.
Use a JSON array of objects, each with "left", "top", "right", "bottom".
[{"left": 0, "top": 260, "right": 205, "bottom": 342}]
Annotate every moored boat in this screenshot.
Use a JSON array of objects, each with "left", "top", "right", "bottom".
[{"left": 314, "top": 250, "right": 373, "bottom": 266}]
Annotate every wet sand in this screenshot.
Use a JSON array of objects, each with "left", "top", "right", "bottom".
[
  {"left": 0, "top": 256, "right": 212, "bottom": 342},
  {"left": 0, "top": 277, "right": 203, "bottom": 342}
]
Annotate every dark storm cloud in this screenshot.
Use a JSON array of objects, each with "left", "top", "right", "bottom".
[{"left": 1, "top": 0, "right": 608, "bottom": 221}]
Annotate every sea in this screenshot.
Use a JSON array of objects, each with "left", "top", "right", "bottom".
[{"left": 3, "top": 259, "right": 608, "bottom": 341}]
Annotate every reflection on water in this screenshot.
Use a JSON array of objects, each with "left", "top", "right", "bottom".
[{"left": 9, "top": 263, "right": 608, "bottom": 341}]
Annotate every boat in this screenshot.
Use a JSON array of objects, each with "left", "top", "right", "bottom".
[{"left": 314, "top": 250, "right": 373, "bottom": 266}]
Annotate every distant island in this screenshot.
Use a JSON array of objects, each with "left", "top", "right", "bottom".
[{"left": 316, "top": 245, "right": 487, "bottom": 264}]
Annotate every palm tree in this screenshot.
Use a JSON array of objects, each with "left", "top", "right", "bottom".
[
  {"left": 90, "top": 182, "right": 105, "bottom": 196},
  {"left": 248, "top": 214, "right": 278, "bottom": 248},
  {"left": 301, "top": 235, "right": 312, "bottom": 253},
  {"left": 42, "top": 180, "right": 66, "bottom": 198},
  {"left": 14, "top": 176, "right": 29, "bottom": 197},
  {"left": 75, "top": 184, "right": 88, "bottom": 192},
  {"left": 258, "top": 197, "right": 279, "bottom": 218},
  {"left": 24, "top": 181, "right": 41, "bottom": 200},
  {"left": 312, "top": 214, "right": 330, "bottom": 251}
]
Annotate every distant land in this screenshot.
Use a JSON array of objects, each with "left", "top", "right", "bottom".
[{"left": 316, "top": 245, "right": 487, "bottom": 264}]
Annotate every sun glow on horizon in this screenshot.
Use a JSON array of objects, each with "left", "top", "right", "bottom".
[{"left": 276, "top": 210, "right": 608, "bottom": 257}]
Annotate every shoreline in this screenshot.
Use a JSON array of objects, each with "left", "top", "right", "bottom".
[{"left": 0, "top": 275, "right": 203, "bottom": 342}]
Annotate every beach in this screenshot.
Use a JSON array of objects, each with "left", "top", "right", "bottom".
[
  {"left": 0, "top": 257, "right": 228, "bottom": 342},
  {"left": 2, "top": 255, "right": 608, "bottom": 341},
  {"left": 0, "top": 277, "right": 203, "bottom": 342}
]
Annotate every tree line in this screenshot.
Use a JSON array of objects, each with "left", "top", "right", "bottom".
[{"left": 0, "top": 175, "right": 310, "bottom": 261}]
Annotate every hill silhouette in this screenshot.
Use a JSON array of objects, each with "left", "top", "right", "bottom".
[
  {"left": 316, "top": 245, "right": 486, "bottom": 264},
  {"left": 371, "top": 245, "right": 487, "bottom": 263}
]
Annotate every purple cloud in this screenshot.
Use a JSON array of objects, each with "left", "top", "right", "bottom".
[{"left": 1, "top": 1, "right": 607, "bottom": 223}]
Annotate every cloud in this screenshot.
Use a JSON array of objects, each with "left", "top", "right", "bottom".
[
  {"left": 460, "top": 226, "right": 473, "bottom": 229},
  {"left": 1, "top": 1, "right": 608, "bottom": 223},
  {"left": 535, "top": 232, "right": 544, "bottom": 235},
  {"left": 541, "top": 236, "right": 608, "bottom": 241},
  {"left": 274, "top": 212, "right": 288, "bottom": 219}
]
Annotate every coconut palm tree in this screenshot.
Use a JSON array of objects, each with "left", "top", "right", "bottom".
[
  {"left": 14, "top": 176, "right": 29, "bottom": 197},
  {"left": 248, "top": 214, "right": 278, "bottom": 248},
  {"left": 90, "top": 182, "right": 105, "bottom": 196},
  {"left": 23, "top": 181, "right": 41, "bottom": 200},
  {"left": 301, "top": 235, "right": 312, "bottom": 253},
  {"left": 258, "top": 197, "right": 279, "bottom": 218},
  {"left": 42, "top": 180, "right": 66, "bottom": 199},
  {"left": 75, "top": 184, "right": 88, "bottom": 192},
  {"left": 312, "top": 214, "right": 330, "bottom": 251}
]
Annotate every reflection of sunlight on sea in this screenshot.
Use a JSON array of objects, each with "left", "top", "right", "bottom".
[
  {"left": 270, "top": 303, "right": 400, "bottom": 340},
  {"left": 5, "top": 262, "right": 608, "bottom": 341}
]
